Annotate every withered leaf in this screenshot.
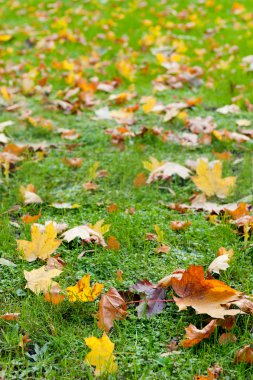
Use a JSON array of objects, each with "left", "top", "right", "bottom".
[
  {"left": 171, "top": 265, "right": 242, "bottom": 318},
  {"left": 97, "top": 287, "right": 127, "bottom": 332}
]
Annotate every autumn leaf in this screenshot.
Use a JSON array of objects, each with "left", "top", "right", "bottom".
[
  {"left": 61, "top": 223, "right": 107, "bottom": 246},
  {"left": 234, "top": 345, "right": 253, "bottom": 364},
  {"left": 181, "top": 320, "right": 217, "bottom": 348},
  {"left": 97, "top": 287, "right": 127, "bottom": 332},
  {"left": 24, "top": 265, "right": 62, "bottom": 294},
  {"left": 130, "top": 279, "right": 166, "bottom": 318},
  {"left": 44, "top": 284, "right": 65, "bottom": 305},
  {"left": 84, "top": 333, "right": 118, "bottom": 376},
  {"left": 171, "top": 220, "right": 192, "bottom": 231},
  {"left": 21, "top": 211, "right": 41, "bottom": 224},
  {"left": 191, "top": 159, "right": 236, "bottom": 198},
  {"left": 20, "top": 184, "right": 43, "bottom": 204},
  {"left": 88, "top": 219, "right": 110, "bottom": 236},
  {"left": 107, "top": 236, "right": 120, "bottom": 251},
  {"left": 208, "top": 248, "right": 234, "bottom": 274},
  {"left": 171, "top": 265, "right": 242, "bottom": 318},
  {"left": 66, "top": 274, "right": 103, "bottom": 302},
  {"left": 17, "top": 222, "right": 61, "bottom": 262},
  {"left": 218, "top": 332, "right": 236, "bottom": 345},
  {"left": 146, "top": 161, "right": 191, "bottom": 183},
  {"left": 133, "top": 172, "right": 147, "bottom": 187},
  {"left": 1, "top": 313, "right": 20, "bottom": 321}
]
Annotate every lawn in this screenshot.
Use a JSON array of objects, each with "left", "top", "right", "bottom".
[{"left": 0, "top": 0, "right": 253, "bottom": 379}]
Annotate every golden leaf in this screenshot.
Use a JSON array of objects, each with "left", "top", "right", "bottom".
[
  {"left": 191, "top": 159, "right": 236, "bottom": 198},
  {"left": 17, "top": 222, "right": 61, "bottom": 262},
  {"left": 66, "top": 274, "right": 103, "bottom": 302}
]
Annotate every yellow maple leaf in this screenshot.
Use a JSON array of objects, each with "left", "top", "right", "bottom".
[
  {"left": 84, "top": 333, "right": 118, "bottom": 376},
  {"left": 88, "top": 219, "right": 110, "bottom": 236},
  {"left": 191, "top": 159, "right": 236, "bottom": 198},
  {"left": 67, "top": 274, "right": 103, "bottom": 302},
  {"left": 24, "top": 265, "right": 62, "bottom": 294},
  {"left": 143, "top": 156, "right": 164, "bottom": 172},
  {"left": 116, "top": 59, "right": 135, "bottom": 81},
  {"left": 0, "top": 35, "right": 12, "bottom": 42},
  {"left": 17, "top": 222, "right": 61, "bottom": 262}
]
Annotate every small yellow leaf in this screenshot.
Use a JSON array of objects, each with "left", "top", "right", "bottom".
[
  {"left": 84, "top": 333, "right": 118, "bottom": 376},
  {"left": 191, "top": 159, "right": 236, "bottom": 198},
  {"left": 0, "top": 35, "right": 12, "bottom": 42},
  {"left": 67, "top": 274, "right": 103, "bottom": 302},
  {"left": 143, "top": 156, "right": 163, "bottom": 172}
]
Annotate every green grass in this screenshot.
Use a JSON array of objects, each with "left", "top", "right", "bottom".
[{"left": 0, "top": 0, "right": 253, "bottom": 379}]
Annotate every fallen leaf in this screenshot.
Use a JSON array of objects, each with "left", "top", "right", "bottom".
[
  {"left": 171, "top": 265, "right": 242, "bottom": 318},
  {"left": 107, "top": 236, "right": 120, "bottom": 251},
  {"left": 84, "top": 333, "right": 118, "bottom": 376},
  {"left": 20, "top": 184, "right": 43, "bottom": 204},
  {"left": 61, "top": 224, "right": 106, "bottom": 246},
  {"left": 156, "top": 244, "right": 170, "bottom": 254},
  {"left": 0, "top": 313, "right": 20, "bottom": 320},
  {"left": 234, "top": 345, "right": 253, "bottom": 364},
  {"left": 24, "top": 265, "right": 62, "bottom": 294},
  {"left": 147, "top": 161, "right": 191, "bottom": 183},
  {"left": 130, "top": 280, "right": 166, "bottom": 318},
  {"left": 21, "top": 211, "right": 41, "bottom": 224},
  {"left": 171, "top": 220, "right": 192, "bottom": 231},
  {"left": 0, "top": 258, "right": 16, "bottom": 267},
  {"left": 17, "top": 222, "right": 61, "bottom": 262},
  {"left": 44, "top": 284, "right": 65, "bottom": 305},
  {"left": 133, "top": 172, "right": 147, "bottom": 187},
  {"left": 181, "top": 320, "right": 217, "bottom": 348},
  {"left": 192, "top": 159, "right": 236, "bottom": 198},
  {"left": 218, "top": 332, "right": 237, "bottom": 345},
  {"left": 67, "top": 274, "right": 103, "bottom": 302},
  {"left": 97, "top": 287, "right": 127, "bottom": 332}
]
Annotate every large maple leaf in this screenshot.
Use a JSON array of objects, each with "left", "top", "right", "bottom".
[
  {"left": 17, "top": 222, "right": 61, "bottom": 262},
  {"left": 24, "top": 265, "right": 62, "bottom": 294},
  {"left": 171, "top": 265, "right": 242, "bottom": 318},
  {"left": 191, "top": 159, "right": 236, "bottom": 198}
]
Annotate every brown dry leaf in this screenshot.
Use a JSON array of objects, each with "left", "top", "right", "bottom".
[
  {"left": 171, "top": 221, "right": 192, "bottom": 231},
  {"left": 83, "top": 181, "right": 98, "bottom": 191},
  {"left": 191, "top": 159, "right": 236, "bottom": 198},
  {"left": 97, "top": 287, "right": 127, "bottom": 332},
  {"left": 234, "top": 345, "right": 253, "bottom": 364},
  {"left": 106, "top": 204, "right": 118, "bottom": 213},
  {"left": 62, "top": 157, "right": 83, "bottom": 168},
  {"left": 218, "top": 332, "right": 237, "bottom": 345},
  {"left": 0, "top": 313, "right": 20, "bottom": 321},
  {"left": 107, "top": 236, "right": 120, "bottom": 251},
  {"left": 186, "top": 116, "right": 216, "bottom": 134},
  {"left": 181, "top": 320, "right": 217, "bottom": 348},
  {"left": 17, "top": 222, "right": 61, "bottom": 262},
  {"left": 171, "top": 265, "right": 242, "bottom": 318},
  {"left": 133, "top": 172, "right": 147, "bottom": 188},
  {"left": 156, "top": 244, "right": 170, "bottom": 254},
  {"left": 24, "top": 265, "right": 62, "bottom": 294}
]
